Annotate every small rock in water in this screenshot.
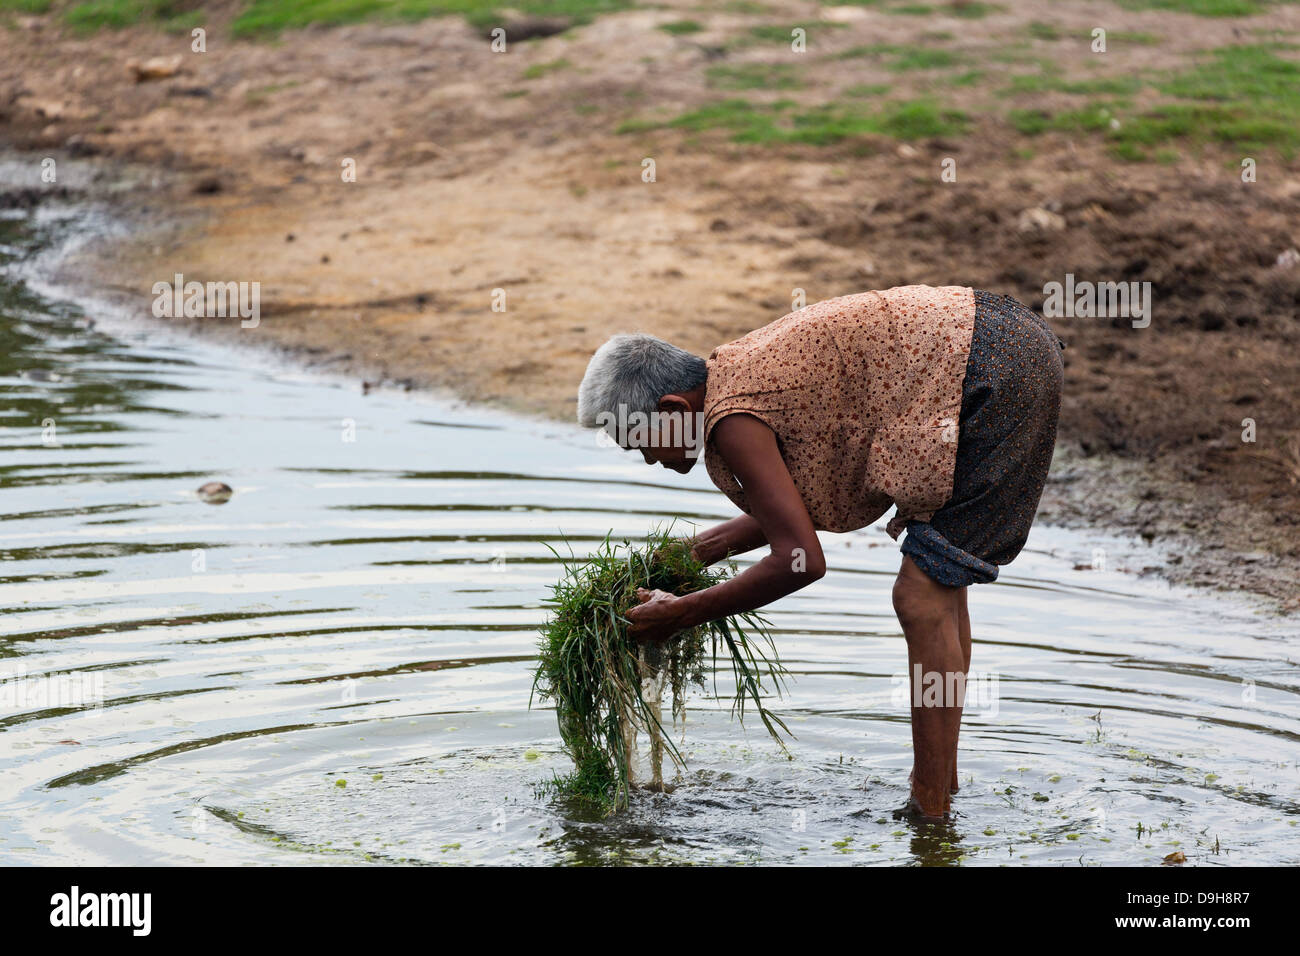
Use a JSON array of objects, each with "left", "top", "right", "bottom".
[{"left": 197, "top": 481, "right": 233, "bottom": 504}]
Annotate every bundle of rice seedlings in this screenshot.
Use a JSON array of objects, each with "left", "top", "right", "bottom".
[{"left": 531, "top": 528, "right": 792, "bottom": 815}]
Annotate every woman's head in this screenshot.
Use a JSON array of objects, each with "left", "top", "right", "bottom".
[{"left": 577, "top": 334, "right": 708, "bottom": 473}]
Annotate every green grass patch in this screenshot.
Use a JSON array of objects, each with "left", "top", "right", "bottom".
[
  {"left": 742, "top": 22, "right": 848, "bottom": 47},
  {"left": 842, "top": 82, "right": 892, "bottom": 97},
  {"left": 50, "top": 0, "right": 632, "bottom": 34},
  {"left": 1156, "top": 43, "right": 1300, "bottom": 103},
  {"left": 840, "top": 42, "right": 965, "bottom": 70},
  {"left": 1027, "top": 20, "right": 1060, "bottom": 41},
  {"left": 522, "top": 57, "right": 572, "bottom": 79},
  {"left": 707, "top": 62, "right": 803, "bottom": 89},
  {"left": 1008, "top": 45, "right": 1300, "bottom": 157},
  {"left": 947, "top": 1, "right": 1000, "bottom": 17},
  {"left": 889, "top": 46, "right": 962, "bottom": 69},
  {"left": 944, "top": 69, "right": 984, "bottom": 87},
  {"left": 1109, "top": 30, "right": 1162, "bottom": 45},
  {"left": 1109, "top": 142, "right": 1146, "bottom": 161},
  {"left": 0, "top": 0, "right": 53, "bottom": 13},
  {"left": 988, "top": 41, "right": 1034, "bottom": 64},
  {"left": 1009, "top": 102, "right": 1121, "bottom": 135},
  {"left": 231, "top": 0, "right": 630, "bottom": 36},
  {"left": 1144, "top": 45, "right": 1300, "bottom": 153},
  {"left": 532, "top": 531, "right": 790, "bottom": 815},
  {"left": 1112, "top": 0, "right": 1269, "bottom": 15},
  {"left": 62, "top": 0, "right": 203, "bottom": 32},
  {"left": 659, "top": 18, "right": 702, "bottom": 34},
  {"left": 1002, "top": 67, "right": 1145, "bottom": 96},
  {"left": 1122, "top": 103, "right": 1299, "bottom": 152},
  {"left": 622, "top": 96, "right": 969, "bottom": 145}
]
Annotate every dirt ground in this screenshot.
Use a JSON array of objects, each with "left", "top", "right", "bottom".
[{"left": 2, "top": 1, "right": 1298, "bottom": 607}]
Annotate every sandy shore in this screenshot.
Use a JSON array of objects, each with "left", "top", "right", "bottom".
[{"left": 2, "top": 3, "right": 1297, "bottom": 607}]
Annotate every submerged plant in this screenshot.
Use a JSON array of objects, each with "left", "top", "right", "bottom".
[{"left": 531, "top": 528, "right": 791, "bottom": 815}]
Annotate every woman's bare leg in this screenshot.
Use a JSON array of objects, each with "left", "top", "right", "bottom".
[
  {"left": 951, "top": 586, "right": 971, "bottom": 793},
  {"left": 892, "top": 556, "right": 964, "bottom": 818},
  {"left": 910, "top": 586, "right": 970, "bottom": 794}
]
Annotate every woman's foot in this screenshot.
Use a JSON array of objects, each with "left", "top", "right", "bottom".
[{"left": 892, "top": 796, "right": 950, "bottom": 824}]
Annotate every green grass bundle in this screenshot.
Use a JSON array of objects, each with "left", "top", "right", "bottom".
[{"left": 531, "top": 529, "right": 792, "bottom": 815}]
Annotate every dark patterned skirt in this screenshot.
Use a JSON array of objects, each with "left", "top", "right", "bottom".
[{"left": 900, "top": 290, "right": 1065, "bottom": 587}]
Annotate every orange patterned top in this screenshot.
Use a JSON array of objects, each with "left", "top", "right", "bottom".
[{"left": 702, "top": 285, "right": 976, "bottom": 538}]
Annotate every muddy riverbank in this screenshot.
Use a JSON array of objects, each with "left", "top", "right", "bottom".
[
  {"left": 2, "top": 2, "right": 1297, "bottom": 608},
  {"left": 5, "top": 156, "right": 1293, "bottom": 610}
]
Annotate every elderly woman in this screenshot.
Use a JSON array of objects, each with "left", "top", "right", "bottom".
[{"left": 576, "top": 285, "right": 1064, "bottom": 821}]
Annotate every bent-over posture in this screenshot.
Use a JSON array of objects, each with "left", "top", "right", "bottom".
[{"left": 575, "top": 285, "right": 1064, "bottom": 820}]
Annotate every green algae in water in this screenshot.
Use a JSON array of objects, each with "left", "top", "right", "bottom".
[{"left": 531, "top": 530, "right": 792, "bottom": 815}]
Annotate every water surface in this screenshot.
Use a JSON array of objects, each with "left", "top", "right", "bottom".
[{"left": 1, "top": 210, "right": 1297, "bottom": 866}]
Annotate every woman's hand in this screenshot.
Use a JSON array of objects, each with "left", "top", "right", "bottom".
[{"left": 626, "top": 587, "right": 688, "bottom": 644}]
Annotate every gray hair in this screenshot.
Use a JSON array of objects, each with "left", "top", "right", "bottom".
[{"left": 577, "top": 333, "right": 707, "bottom": 427}]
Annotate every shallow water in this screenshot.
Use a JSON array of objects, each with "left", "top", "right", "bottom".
[{"left": 1, "top": 211, "right": 1297, "bottom": 866}]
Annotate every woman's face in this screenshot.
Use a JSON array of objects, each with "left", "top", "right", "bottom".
[
  {"left": 619, "top": 390, "right": 705, "bottom": 474},
  {"left": 634, "top": 437, "right": 697, "bottom": 474}
]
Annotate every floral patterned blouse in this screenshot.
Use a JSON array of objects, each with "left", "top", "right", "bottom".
[{"left": 702, "top": 285, "right": 976, "bottom": 538}]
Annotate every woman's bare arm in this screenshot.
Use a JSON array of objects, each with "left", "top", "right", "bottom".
[
  {"left": 629, "top": 413, "right": 825, "bottom": 640},
  {"left": 687, "top": 514, "right": 768, "bottom": 566}
]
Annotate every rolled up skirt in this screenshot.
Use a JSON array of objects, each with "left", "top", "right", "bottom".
[{"left": 900, "top": 289, "right": 1065, "bottom": 587}]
